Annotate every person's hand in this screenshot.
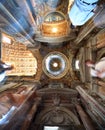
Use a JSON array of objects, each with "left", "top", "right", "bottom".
[
  {"left": 97, "top": 71, "right": 105, "bottom": 78},
  {"left": 85, "top": 60, "right": 95, "bottom": 68}
]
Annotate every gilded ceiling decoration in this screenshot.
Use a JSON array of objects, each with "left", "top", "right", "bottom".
[
  {"left": 1, "top": 33, "right": 37, "bottom": 76},
  {"left": 41, "top": 11, "right": 69, "bottom": 37},
  {"left": 31, "top": 0, "right": 69, "bottom": 29}
]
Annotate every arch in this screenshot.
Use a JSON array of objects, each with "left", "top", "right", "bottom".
[
  {"left": 44, "top": 11, "right": 66, "bottom": 22},
  {"left": 35, "top": 106, "right": 80, "bottom": 125}
]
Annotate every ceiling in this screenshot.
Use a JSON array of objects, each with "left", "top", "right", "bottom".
[
  {"left": 0, "top": 0, "right": 75, "bottom": 46},
  {"left": 0, "top": 0, "right": 105, "bottom": 84}
]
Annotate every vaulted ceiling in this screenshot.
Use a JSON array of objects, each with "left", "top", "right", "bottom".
[
  {"left": 0, "top": 0, "right": 105, "bottom": 84},
  {"left": 0, "top": 1, "right": 105, "bottom": 130},
  {"left": 0, "top": 0, "right": 75, "bottom": 46}
]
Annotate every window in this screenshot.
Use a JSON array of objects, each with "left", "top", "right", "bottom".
[
  {"left": 2, "top": 34, "right": 11, "bottom": 44},
  {"left": 44, "top": 126, "right": 59, "bottom": 130}
]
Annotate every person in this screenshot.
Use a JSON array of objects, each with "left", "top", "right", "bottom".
[
  {"left": 0, "top": 60, "right": 13, "bottom": 84},
  {"left": 85, "top": 57, "right": 105, "bottom": 78},
  {"left": 69, "top": 0, "right": 99, "bottom": 28}
]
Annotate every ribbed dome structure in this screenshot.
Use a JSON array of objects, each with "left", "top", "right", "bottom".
[{"left": 42, "top": 51, "right": 69, "bottom": 79}]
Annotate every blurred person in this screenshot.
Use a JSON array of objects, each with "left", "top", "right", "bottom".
[
  {"left": 69, "top": 0, "right": 99, "bottom": 29},
  {"left": 85, "top": 57, "right": 105, "bottom": 78},
  {"left": 0, "top": 60, "right": 13, "bottom": 84}
]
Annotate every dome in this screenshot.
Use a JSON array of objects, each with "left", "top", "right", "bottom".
[{"left": 42, "top": 51, "right": 69, "bottom": 79}]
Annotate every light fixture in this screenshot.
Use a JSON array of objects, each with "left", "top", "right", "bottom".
[
  {"left": 75, "top": 60, "right": 79, "bottom": 70},
  {"left": 53, "top": 62, "right": 58, "bottom": 67},
  {"left": 52, "top": 27, "right": 58, "bottom": 33}
]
